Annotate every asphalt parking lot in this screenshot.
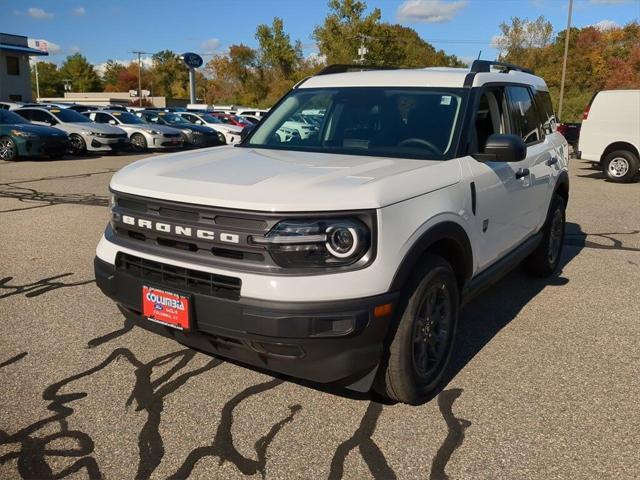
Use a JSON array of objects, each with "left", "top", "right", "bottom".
[{"left": 1, "top": 152, "right": 639, "bottom": 479}]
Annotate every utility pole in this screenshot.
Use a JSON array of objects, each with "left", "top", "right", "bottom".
[
  {"left": 34, "top": 61, "right": 40, "bottom": 100},
  {"left": 131, "top": 51, "right": 148, "bottom": 107},
  {"left": 558, "top": 0, "right": 574, "bottom": 121}
]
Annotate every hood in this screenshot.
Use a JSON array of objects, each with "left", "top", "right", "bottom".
[
  {"left": 110, "top": 146, "right": 462, "bottom": 212},
  {"left": 8, "top": 123, "right": 67, "bottom": 137},
  {"left": 212, "top": 123, "right": 243, "bottom": 133},
  {"left": 173, "top": 123, "right": 216, "bottom": 134},
  {"left": 131, "top": 123, "right": 182, "bottom": 135},
  {"left": 63, "top": 122, "right": 126, "bottom": 134}
]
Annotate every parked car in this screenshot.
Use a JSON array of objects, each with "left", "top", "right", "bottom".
[
  {"left": 68, "top": 104, "right": 102, "bottom": 113},
  {"left": 15, "top": 107, "right": 129, "bottom": 155},
  {"left": 136, "top": 110, "right": 224, "bottom": 148},
  {"left": 83, "top": 110, "right": 184, "bottom": 152},
  {"left": 238, "top": 114, "right": 261, "bottom": 124},
  {"left": 212, "top": 113, "right": 254, "bottom": 128},
  {"left": 578, "top": 89, "right": 640, "bottom": 182},
  {"left": 236, "top": 108, "right": 268, "bottom": 118},
  {"left": 556, "top": 122, "right": 580, "bottom": 150},
  {"left": 0, "top": 109, "right": 69, "bottom": 160},
  {"left": 0, "top": 101, "right": 25, "bottom": 111},
  {"left": 176, "top": 111, "right": 241, "bottom": 144},
  {"left": 95, "top": 60, "right": 569, "bottom": 404}
]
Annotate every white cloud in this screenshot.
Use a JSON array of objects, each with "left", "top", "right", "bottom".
[
  {"left": 589, "top": 0, "right": 632, "bottom": 4},
  {"left": 94, "top": 57, "right": 153, "bottom": 76},
  {"left": 397, "top": 0, "right": 468, "bottom": 23},
  {"left": 73, "top": 7, "right": 86, "bottom": 16},
  {"left": 28, "top": 7, "right": 54, "bottom": 19},
  {"left": 591, "top": 19, "right": 619, "bottom": 30},
  {"left": 200, "top": 38, "right": 221, "bottom": 52}
]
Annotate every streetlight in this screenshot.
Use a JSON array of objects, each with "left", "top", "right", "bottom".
[{"left": 558, "top": 0, "right": 574, "bottom": 121}]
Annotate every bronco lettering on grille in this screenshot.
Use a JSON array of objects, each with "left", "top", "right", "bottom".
[{"left": 121, "top": 214, "right": 240, "bottom": 244}]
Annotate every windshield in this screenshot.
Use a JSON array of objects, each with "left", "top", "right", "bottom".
[
  {"left": 113, "top": 112, "right": 145, "bottom": 124},
  {"left": 0, "top": 110, "right": 28, "bottom": 124},
  {"left": 245, "top": 87, "right": 466, "bottom": 160},
  {"left": 50, "top": 108, "right": 91, "bottom": 123},
  {"left": 160, "top": 113, "right": 190, "bottom": 124},
  {"left": 199, "top": 113, "right": 222, "bottom": 124}
]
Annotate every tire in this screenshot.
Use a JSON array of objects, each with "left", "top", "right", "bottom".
[
  {"left": 130, "top": 133, "right": 147, "bottom": 152},
  {"left": 69, "top": 134, "right": 86, "bottom": 155},
  {"left": 0, "top": 136, "right": 18, "bottom": 160},
  {"left": 603, "top": 150, "right": 639, "bottom": 183},
  {"left": 375, "top": 254, "right": 459, "bottom": 404},
  {"left": 523, "top": 194, "right": 566, "bottom": 277}
]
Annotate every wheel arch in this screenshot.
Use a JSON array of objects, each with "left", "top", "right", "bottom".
[
  {"left": 600, "top": 142, "right": 639, "bottom": 163},
  {"left": 554, "top": 170, "right": 570, "bottom": 208},
  {"left": 389, "top": 221, "right": 473, "bottom": 294}
]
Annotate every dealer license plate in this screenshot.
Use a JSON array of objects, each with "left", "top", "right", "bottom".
[{"left": 142, "top": 285, "right": 190, "bottom": 330}]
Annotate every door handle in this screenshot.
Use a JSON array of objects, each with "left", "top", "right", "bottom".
[
  {"left": 515, "top": 168, "right": 530, "bottom": 179},
  {"left": 546, "top": 156, "right": 558, "bottom": 166}
]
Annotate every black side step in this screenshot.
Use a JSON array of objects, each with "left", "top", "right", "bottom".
[{"left": 462, "top": 233, "right": 542, "bottom": 306}]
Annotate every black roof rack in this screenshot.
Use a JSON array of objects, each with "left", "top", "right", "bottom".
[
  {"left": 470, "top": 60, "right": 534, "bottom": 75},
  {"left": 315, "top": 64, "right": 399, "bottom": 76}
]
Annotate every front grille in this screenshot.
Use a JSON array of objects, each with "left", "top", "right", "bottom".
[
  {"left": 163, "top": 133, "right": 180, "bottom": 138},
  {"left": 116, "top": 253, "right": 241, "bottom": 300},
  {"left": 102, "top": 133, "right": 127, "bottom": 139}
]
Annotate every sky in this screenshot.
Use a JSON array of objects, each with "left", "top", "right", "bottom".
[{"left": 2, "top": 0, "right": 639, "bottom": 69}]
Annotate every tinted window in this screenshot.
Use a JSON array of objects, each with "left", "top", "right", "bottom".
[
  {"left": 94, "top": 112, "right": 114, "bottom": 124},
  {"left": 533, "top": 89, "right": 556, "bottom": 135},
  {"left": 0, "top": 110, "right": 28, "bottom": 124},
  {"left": 6, "top": 56, "right": 19, "bottom": 76},
  {"left": 112, "top": 111, "right": 144, "bottom": 124},
  {"left": 507, "top": 86, "right": 540, "bottom": 145},
  {"left": 49, "top": 108, "right": 91, "bottom": 123},
  {"left": 247, "top": 87, "right": 466, "bottom": 160},
  {"left": 22, "top": 110, "right": 54, "bottom": 123}
]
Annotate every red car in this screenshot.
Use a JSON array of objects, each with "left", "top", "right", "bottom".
[{"left": 212, "top": 113, "right": 254, "bottom": 127}]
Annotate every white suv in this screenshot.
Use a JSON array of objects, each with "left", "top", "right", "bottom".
[{"left": 95, "top": 61, "right": 569, "bottom": 404}]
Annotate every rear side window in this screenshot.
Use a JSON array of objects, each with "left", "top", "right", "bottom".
[
  {"left": 507, "top": 86, "right": 541, "bottom": 145},
  {"left": 94, "top": 112, "right": 113, "bottom": 124},
  {"left": 533, "top": 89, "right": 556, "bottom": 135}
]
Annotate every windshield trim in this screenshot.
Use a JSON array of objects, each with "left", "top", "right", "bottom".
[{"left": 240, "top": 86, "right": 469, "bottom": 161}]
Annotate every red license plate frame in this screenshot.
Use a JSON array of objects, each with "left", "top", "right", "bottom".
[{"left": 142, "top": 285, "right": 191, "bottom": 331}]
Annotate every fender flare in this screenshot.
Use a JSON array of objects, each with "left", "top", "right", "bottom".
[{"left": 389, "top": 221, "right": 473, "bottom": 292}]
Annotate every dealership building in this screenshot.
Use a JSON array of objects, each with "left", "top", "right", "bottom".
[{"left": 0, "top": 33, "right": 48, "bottom": 102}]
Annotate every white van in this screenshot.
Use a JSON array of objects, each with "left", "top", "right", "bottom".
[{"left": 578, "top": 90, "right": 640, "bottom": 183}]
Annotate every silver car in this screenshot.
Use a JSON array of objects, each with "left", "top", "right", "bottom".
[
  {"left": 83, "top": 110, "right": 183, "bottom": 152},
  {"left": 15, "top": 107, "right": 129, "bottom": 154}
]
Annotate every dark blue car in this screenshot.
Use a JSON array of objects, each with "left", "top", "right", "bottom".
[{"left": 0, "top": 109, "right": 70, "bottom": 160}]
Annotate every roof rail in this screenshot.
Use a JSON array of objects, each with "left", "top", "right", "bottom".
[
  {"left": 315, "top": 64, "right": 399, "bottom": 76},
  {"left": 470, "top": 60, "right": 534, "bottom": 75}
]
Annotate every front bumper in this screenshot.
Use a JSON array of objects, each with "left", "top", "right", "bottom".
[
  {"left": 95, "top": 256, "right": 397, "bottom": 390},
  {"left": 15, "top": 136, "right": 70, "bottom": 157},
  {"left": 86, "top": 135, "right": 130, "bottom": 152}
]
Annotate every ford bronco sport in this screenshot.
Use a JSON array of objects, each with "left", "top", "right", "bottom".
[{"left": 95, "top": 61, "right": 569, "bottom": 404}]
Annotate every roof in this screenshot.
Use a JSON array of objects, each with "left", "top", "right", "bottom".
[
  {"left": 0, "top": 44, "right": 48, "bottom": 56},
  {"left": 300, "top": 66, "right": 548, "bottom": 90}
]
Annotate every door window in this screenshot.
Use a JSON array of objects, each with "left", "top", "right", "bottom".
[
  {"left": 473, "top": 87, "right": 509, "bottom": 153},
  {"left": 94, "top": 112, "right": 114, "bottom": 124},
  {"left": 507, "top": 86, "right": 541, "bottom": 145},
  {"left": 532, "top": 89, "right": 556, "bottom": 135}
]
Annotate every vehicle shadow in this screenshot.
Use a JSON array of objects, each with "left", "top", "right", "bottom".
[{"left": 574, "top": 161, "right": 640, "bottom": 183}]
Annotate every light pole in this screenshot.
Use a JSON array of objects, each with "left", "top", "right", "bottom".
[{"left": 558, "top": 0, "right": 574, "bottom": 121}]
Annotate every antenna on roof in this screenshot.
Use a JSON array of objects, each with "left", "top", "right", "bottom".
[{"left": 477, "top": 50, "right": 482, "bottom": 60}]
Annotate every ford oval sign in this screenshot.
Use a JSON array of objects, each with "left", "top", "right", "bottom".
[{"left": 182, "top": 52, "right": 203, "bottom": 69}]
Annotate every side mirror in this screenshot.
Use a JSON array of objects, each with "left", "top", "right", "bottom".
[
  {"left": 48, "top": 119, "right": 57, "bottom": 126},
  {"left": 108, "top": 119, "right": 117, "bottom": 125},
  {"left": 240, "top": 125, "right": 254, "bottom": 142},
  {"left": 473, "top": 134, "right": 526, "bottom": 163}
]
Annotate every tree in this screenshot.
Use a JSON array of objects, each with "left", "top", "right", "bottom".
[
  {"left": 30, "top": 61, "right": 64, "bottom": 98},
  {"left": 256, "top": 17, "right": 303, "bottom": 78},
  {"left": 495, "top": 16, "right": 554, "bottom": 65},
  {"left": 102, "top": 60, "right": 125, "bottom": 89},
  {"left": 151, "top": 50, "right": 188, "bottom": 97},
  {"left": 59, "top": 53, "right": 102, "bottom": 92},
  {"left": 313, "top": 0, "right": 382, "bottom": 64}
]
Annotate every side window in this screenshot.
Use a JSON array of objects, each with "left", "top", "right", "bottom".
[
  {"left": 17, "top": 110, "right": 33, "bottom": 121},
  {"left": 473, "top": 87, "right": 509, "bottom": 153},
  {"left": 533, "top": 89, "right": 556, "bottom": 135},
  {"left": 30, "top": 110, "right": 51, "bottom": 123},
  {"left": 507, "top": 86, "right": 540, "bottom": 145},
  {"left": 184, "top": 114, "right": 197, "bottom": 122},
  {"left": 94, "top": 112, "right": 112, "bottom": 124}
]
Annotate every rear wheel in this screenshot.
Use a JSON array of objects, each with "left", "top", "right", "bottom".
[
  {"left": 375, "top": 255, "right": 459, "bottom": 404},
  {"left": 603, "top": 150, "right": 639, "bottom": 183},
  {"left": 69, "top": 134, "right": 86, "bottom": 155},
  {"left": 130, "top": 133, "right": 147, "bottom": 152},
  {"left": 523, "top": 194, "right": 566, "bottom": 277},
  {"left": 0, "top": 136, "right": 18, "bottom": 160}
]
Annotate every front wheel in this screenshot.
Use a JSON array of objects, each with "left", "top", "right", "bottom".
[
  {"left": 523, "top": 194, "right": 566, "bottom": 277},
  {"left": 0, "top": 136, "right": 18, "bottom": 160},
  {"left": 69, "top": 134, "right": 86, "bottom": 155},
  {"left": 603, "top": 150, "right": 639, "bottom": 183},
  {"left": 130, "top": 133, "right": 147, "bottom": 152},
  {"left": 375, "top": 255, "right": 459, "bottom": 404}
]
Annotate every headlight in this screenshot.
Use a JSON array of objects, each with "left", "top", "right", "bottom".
[
  {"left": 149, "top": 130, "right": 161, "bottom": 135},
  {"left": 252, "top": 218, "right": 372, "bottom": 268},
  {"left": 10, "top": 130, "right": 36, "bottom": 138},
  {"left": 81, "top": 130, "right": 96, "bottom": 136},
  {"left": 109, "top": 193, "right": 116, "bottom": 210},
  {"left": 192, "top": 130, "right": 203, "bottom": 135}
]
